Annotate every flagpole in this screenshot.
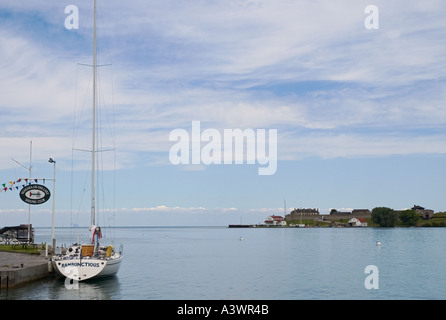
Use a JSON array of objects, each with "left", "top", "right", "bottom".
[
  {"left": 28, "top": 141, "right": 32, "bottom": 242},
  {"left": 11, "top": 140, "right": 32, "bottom": 243}
]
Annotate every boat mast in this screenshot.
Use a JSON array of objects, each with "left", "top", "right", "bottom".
[{"left": 91, "top": 0, "right": 97, "bottom": 227}]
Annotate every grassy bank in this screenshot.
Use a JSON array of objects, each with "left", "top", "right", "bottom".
[{"left": 0, "top": 244, "right": 44, "bottom": 254}]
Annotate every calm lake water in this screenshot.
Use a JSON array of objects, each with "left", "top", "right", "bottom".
[{"left": 1, "top": 226, "right": 446, "bottom": 300}]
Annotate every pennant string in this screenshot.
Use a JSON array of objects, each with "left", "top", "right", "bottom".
[{"left": 0, "top": 178, "right": 49, "bottom": 194}]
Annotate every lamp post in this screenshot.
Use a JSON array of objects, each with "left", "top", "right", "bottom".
[{"left": 49, "top": 158, "right": 56, "bottom": 252}]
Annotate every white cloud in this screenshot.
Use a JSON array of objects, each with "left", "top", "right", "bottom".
[
  {"left": 1, "top": 0, "right": 446, "bottom": 174},
  {"left": 0, "top": 205, "right": 283, "bottom": 227},
  {"left": 279, "top": 131, "right": 446, "bottom": 160}
]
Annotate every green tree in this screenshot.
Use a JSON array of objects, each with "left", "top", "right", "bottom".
[
  {"left": 371, "top": 207, "right": 398, "bottom": 227},
  {"left": 399, "top": 209, "right": 419, "bottom": 226}
]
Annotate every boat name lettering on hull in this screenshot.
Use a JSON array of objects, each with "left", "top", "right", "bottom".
[{"left": 61, "top": 262, "right": 100, "bottom": 268}]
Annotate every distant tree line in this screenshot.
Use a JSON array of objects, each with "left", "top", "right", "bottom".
[{"left": 371, "top": 207, "right": 420, "bottom": 227}]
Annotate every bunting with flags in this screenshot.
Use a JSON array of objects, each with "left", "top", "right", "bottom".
[{"left": 0, "top": 178, "right": 48, "bottom": 193}]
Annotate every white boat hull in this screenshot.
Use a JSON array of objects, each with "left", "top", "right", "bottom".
[
  {"left": 52, "top": 245, "right": 123, "bottom": 281},
  {"left": 52, "top": 255, "right": 122, "bottom": 281}
]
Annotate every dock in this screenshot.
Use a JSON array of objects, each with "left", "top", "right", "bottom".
[{"left": 0, "top": 251, "right": 51, "bottom": 289}]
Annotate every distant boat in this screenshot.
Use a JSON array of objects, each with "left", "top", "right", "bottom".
[
  {"left": 51, "top": 0, "right": 123, "bottom": 282},
  {"left": 376, "top": 240, "right": 381, "bottom": 246}
]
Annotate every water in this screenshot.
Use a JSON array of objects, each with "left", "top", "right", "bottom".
[{"left": 1, "top": 226, "right": 446, "bottom": 300}]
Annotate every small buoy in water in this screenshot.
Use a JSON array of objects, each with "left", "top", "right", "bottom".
[
  {"left": 240, "top": 236, "right": 244, "bottom": 241},
  {"left": 376, "top": 240, "right": 381, "bottom": 246}
]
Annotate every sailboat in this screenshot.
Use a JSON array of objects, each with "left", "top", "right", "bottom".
[{"left": 51, "top": 0, "right": 123, "bottom": 281}]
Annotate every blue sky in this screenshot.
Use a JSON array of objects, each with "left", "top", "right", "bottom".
[{"left": 0, "top": 0, "right": 445, "bottom": 227}]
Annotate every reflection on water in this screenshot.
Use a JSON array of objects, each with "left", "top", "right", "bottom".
[{"left": 1, "top": 274, "right": 122, "bottom": 300}]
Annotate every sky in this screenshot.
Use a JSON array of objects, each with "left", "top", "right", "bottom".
[{"left": 0, "top": 0, "right": 445, "bottom": 227}]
